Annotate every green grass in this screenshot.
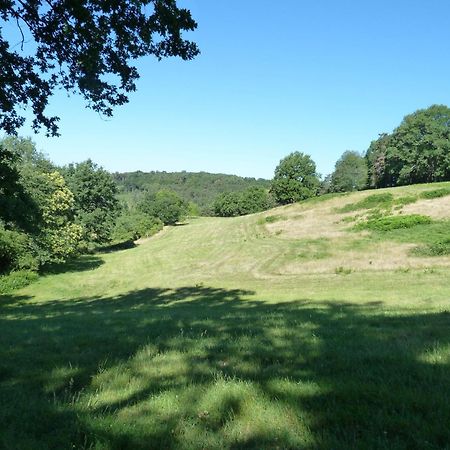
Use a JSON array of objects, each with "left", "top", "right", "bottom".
[{"left": 1, "top": 184, "right": 450, "bottom": 449}]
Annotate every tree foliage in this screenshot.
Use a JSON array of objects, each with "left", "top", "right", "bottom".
[
  {"left": 138, "top": 189, "right": 187, "bottom": 225},
  {"left": 114, "top": 171, "right": 270, "bottom": 215},
  {"left": 330, "top": 151, "right": 368, "bottom": 192},
  {"left": 0, "top": 137, "right": 83, "bottom": 270},
  {"left": 0, "top": 0, "right": 199, "bottom": 135},
  {"left": 270, "top": 152, "right": 320, "bottom": 204},
  {"left": 112, "top": 211, "right": 163, "bottom": 243},
  {"left": 213, "top": 187, "right": 274, "bottom": 217},
  {"left": 63, "top": 160, "right": 120, "bottom": 244},
  {"left": 366, "top": 105, "right": 450, "bottom": 188}
]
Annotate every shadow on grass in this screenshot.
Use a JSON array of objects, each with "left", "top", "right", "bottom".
[
  {"left": 1, "top": 286, "right": 450, "bottom": 449},
  {"left": 41, "top": 255, "right": 105, "bottom": 276},
  {"left": 97, "top": 240, "right": 137, "bottom": 254}
]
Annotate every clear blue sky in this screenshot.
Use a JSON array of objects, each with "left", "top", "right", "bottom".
[{"left": 13, "top": 0, "right": 450, "bottom": 179}]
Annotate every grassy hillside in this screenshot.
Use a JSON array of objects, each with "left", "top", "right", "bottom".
[
  {"left": 113, "top": 171, "right": 270, "bottom": 214},
  {"left": 1, "top": 182, "right": 450, "bottom": 449}
]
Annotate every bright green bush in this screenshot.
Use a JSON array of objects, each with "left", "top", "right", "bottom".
[
  {"left": 339, "top": 193, "right": 393, "bottom": 213},
  {"left": 355, "top": 214, "right": 432, "bottom": 232},
  {"left": 420, "top": 187, "right": 450, "bottom": 199},
  {"left": 413, "top": 238, "right": 450, "bottom": 257}
]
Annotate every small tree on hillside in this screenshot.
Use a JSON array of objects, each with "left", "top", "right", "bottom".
[
  {"left": 270, "top": 152, "right": 320, "bottom": 204},
  {"left": 330, "top": 151, "right": 368, "bottom": 192}
]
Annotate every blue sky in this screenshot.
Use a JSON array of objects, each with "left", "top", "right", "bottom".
[{"left": 13, "top": 0, "right": 450, "bottom": 179}]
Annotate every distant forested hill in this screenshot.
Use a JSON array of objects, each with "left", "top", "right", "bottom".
[{"left": 113, "top": 171, "right": 271, "bottom": 214}]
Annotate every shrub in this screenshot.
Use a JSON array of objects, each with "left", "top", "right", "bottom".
[
  {"left": 0, "top": 227, "right": 38, "bottom": 273},
  {"left": 0, "top": 270, "right": 38, "bottom": 294},
  {"left": 214, "top": 187, "right": 273, "bottom": 217},
  {"left": 338, "top": 193, "right": 393, "bottom": 213},
  {"left": 420, "top": 187, "right": 450, "bottom": 199},
  {"left": 113, "top": 212, "right": 163, "bottom": 243},
  {"left": 394, "top": 195, "right": 418, "bottom": 206},
  {"left": 354, "top": 214, "right": 432, "bottom": 232},
  {"left": 413, "top": 238, "right": 450, "bottom": 257},
  {"left": 139, "top": 190, "right": 187, "bottom": 225}
]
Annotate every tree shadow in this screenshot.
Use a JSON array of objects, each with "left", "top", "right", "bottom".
[
  {"left": 41, "top": 254, "right": 105, "bottom": 275},
  {"left": 1, "top": 286, "right": 450, "bottom": 449},
  {"left": 97, "top": 240, "right": 137, "bottom": 254}
]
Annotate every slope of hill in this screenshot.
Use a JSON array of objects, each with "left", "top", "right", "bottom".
[
  {"left": 113, "top": 171, "right": 271, "bottom": 214},
  {"left": 1, "top": 182, "right": 450, "bottom": 449}
]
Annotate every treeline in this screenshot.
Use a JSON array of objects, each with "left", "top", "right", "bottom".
[
  {"left": 113, "top": 171, "right": 270, "bottom": 215},
  {"left": 327, "top": 104, "right": 450, "bottom": 193},
  {"left": 0, "top": 138, "right": 189, "bottom": 286},
  {"left": 213, "top": 104, "right": 450, "bottom": 216}
]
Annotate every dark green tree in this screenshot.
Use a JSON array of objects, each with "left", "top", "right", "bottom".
[
  {"left": 0, "top": 145, "right": 40, "bottom": 232},
  {"left": 366, "top": 105, "right": 450, "bottom": 187},
  {"left": 138, "top": 189, "right": 187, "bottom": 225},
  {"left": 270, "top": 152, "right": 320, "bottom": 204},
  {"left": 0, "top": 1, "right": 199, "bottom": 136},
  {"left": 213, "top": 187, "right": 274, "bottom": 217},
  {"left": 63, "top": 160, "right": 120, "bottom": 244},
  {"left": 365, "top": 133, "right": 392, "bottom": 188},
  {"left": 213, "top": 192, "right": 244, "bottom": 217},
  {"left": 112, "top": 210, "right": 163, "bottom": 243},
  {"left": 330, "top": 151, "right": 368, "bottom": 192}
]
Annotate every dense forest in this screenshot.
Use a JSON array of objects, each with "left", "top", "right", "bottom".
[{"left": 113, "top": 171, "right": 270, "bottom": 214}]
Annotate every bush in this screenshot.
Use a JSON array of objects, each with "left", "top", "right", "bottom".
[
  {"left": 214, "top": 187, "right": 273, "bottom": 217},
  {"left": 112, "top": 212, "right": 163, "bottom": 243},
  {"left": 138, "top": 190, "right": 187, "bottom": 225},
  {"left": 413, "top": 238, "right": 450, "bottom": 257},
  {"left": 420, "top": 187, "right": 450, "bottom": 199},
  {"left": 0, "top": 270, "right": 38, "bottom": 294},
  {"left": 0, "top": 227, "right": 38, "bottom": 273},
  {"left": 354, "top": 214, "right": 432, "bottom": 232},
  {"left": 339, "top": 193, "right": 393, "bottom": 213}
]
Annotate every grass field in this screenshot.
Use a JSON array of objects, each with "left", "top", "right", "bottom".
[{"left": 1, "top": 182, "right": 450, "bottom": 449}]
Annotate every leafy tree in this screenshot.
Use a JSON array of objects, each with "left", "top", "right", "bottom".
[
  {"left": 32, "top": 171, "right": 83, "bottom": 263},
  {"left": 1, "top": 1, "right": 199, "bottom": 136},
  {"left": 270, "top": 152, "right": 320, "bottom": 204},
  {"left": 112, "top": 211, "right": 163, "bottom": 243},
  {"left": 63, "top": 160, "right": 120, "bottom": 244},
  {"left": 138, "top": 189, "right": 187, "bottom": 225},
  {"left": 366, "top": 105, "right": 450, "bottom": 187},
  {"left": 365, "top": 133, "right": 392, "bottom": 188},
  {"left": 0, "top": 145, "right": 40, "bottom": 232},
  {"left": 213, "top": 187, "right": 274, "bottom": 217},
  {"left": 213, "top": 192, "right": 243, "bottom": 217},
  {"left": 330, "top": 151, "right": 368, "bottom": 192}
]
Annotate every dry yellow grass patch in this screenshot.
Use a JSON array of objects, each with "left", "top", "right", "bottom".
[{"left": 401, "top": 196, "right": 450, "bottom": 219}]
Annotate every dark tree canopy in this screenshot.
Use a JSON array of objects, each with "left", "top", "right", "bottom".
[
  {"left": 366, "top": 105, "right": 450, "bottom": 188},
  {"left": 0, "top": 0, "right": 199, "bottom": 136},
  {"left": 330, "top": 150, "right": 368, "bottom": 193}
]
